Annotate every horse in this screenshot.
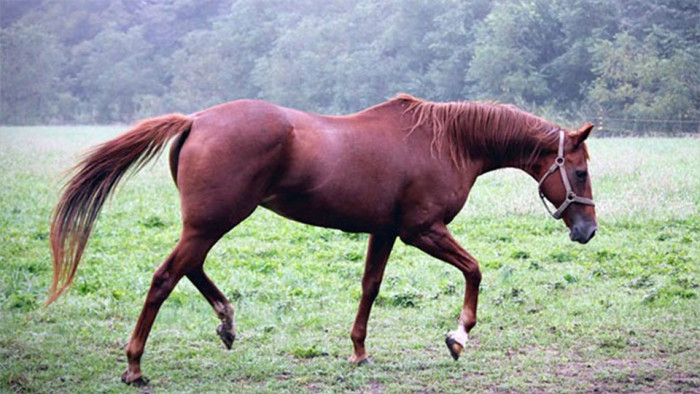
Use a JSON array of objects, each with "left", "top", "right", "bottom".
[{"left": 48, "top": 94, "right": 597, "bottom": 385}]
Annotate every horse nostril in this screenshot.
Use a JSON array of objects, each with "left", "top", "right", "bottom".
[
  {"left": 588, "top": 228, "right": 596, "bottom": 241},
  {"left": 581, "top": 226, "right": 597, "bottom": 244}
]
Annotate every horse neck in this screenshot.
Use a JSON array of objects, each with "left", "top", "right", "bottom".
[
  {"left": 476, "top": 133, "right": 552, "bottom": 176},
  {"left": 461, "top": 111, "right": 558, "bottom": 176},
  {"left": 396, "top": 96, "right": 558, "bottom": 176}
]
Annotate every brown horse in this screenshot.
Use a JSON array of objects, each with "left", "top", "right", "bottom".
[{"left": 48, "top": 94, "right": 597, "bottom": 385}]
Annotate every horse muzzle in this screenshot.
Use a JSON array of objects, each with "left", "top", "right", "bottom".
[{"left": 570, "top": 222, "right": 597, "bottom": 244}]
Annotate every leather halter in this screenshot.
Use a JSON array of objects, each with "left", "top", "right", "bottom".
[{"left": 538, "top": 130, "right": 595, "bottom": 219}]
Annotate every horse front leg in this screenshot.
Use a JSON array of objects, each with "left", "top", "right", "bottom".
[
  {"left": 401, "top": 223, "right": 481, "bottom": 361},
  {"left": 348, "top": 233, "right": 396, "bottom": 364},
  {"left": 122, "top": 233, "right": 216, "bottom": 386},
  {"left": 187, "top": 267, "right": 236, "bottom": 349}
]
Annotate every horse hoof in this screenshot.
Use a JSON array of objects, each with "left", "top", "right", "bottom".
[
  {"left": 217, "top": 323, "right": 236, "bottom": 349},
  {"left": 445, "top": 336, "right": 463, "bottom": 361},
  {"left": 121, "top": 370, "right": 149, "bottom": 386},
  {"left": 348, "top": 355, "right": 372, "bottom": 365}
]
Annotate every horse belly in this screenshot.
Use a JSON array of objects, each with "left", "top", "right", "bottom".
[{"left": 260, "top": 188, "right": 397, "bottom": 233}]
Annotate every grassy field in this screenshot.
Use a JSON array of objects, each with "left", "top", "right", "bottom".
[{"left": 0, "top": 126, "right": 698, "bottom": 393}]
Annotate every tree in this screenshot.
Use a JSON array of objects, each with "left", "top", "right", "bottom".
[
  {"left": 590, "top": 30, "right": 700, "bottom": 121},
  {"left": 466, "top": 1, "right": 560, "bottom": 105},
  {"left": 0, "top": 0, "right": 697, "bottom": 126},
  {"left": 167, "top": 0, "right": 281, "bottom": 113},
  {"left": 423, "top": 0, "right": 493, "bottom": 101},
  {"left": 547, "top": 0, "right": 620, "bottom": 106},
  {"left": 0, "top": 23, "right": 66, "bottom": 124},
  {"left": 72, "top": 26, "right": 164, "bottom": 122}
]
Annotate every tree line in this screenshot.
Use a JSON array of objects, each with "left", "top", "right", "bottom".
[{"left": 1, "top": 0, "right": 698, "bottom": 132}]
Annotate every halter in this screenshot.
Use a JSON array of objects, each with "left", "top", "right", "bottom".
[{"left": 538, "top": 130, "right": 595, "bottom": 219}]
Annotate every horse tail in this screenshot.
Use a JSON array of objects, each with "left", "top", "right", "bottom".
[{"left": 47, "top": 114, "right": 193, "bottom": 305}]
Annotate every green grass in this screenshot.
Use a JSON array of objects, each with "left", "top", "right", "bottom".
[{"left": 1, "top": 127, "right": 698, "bottom": 393}]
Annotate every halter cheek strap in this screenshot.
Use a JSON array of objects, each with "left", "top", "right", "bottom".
[{"left": 538, "top": 130, "right": 595, "bottom": 220}]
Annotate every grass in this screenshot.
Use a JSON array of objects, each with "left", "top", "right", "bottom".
[{"left": 0, "top": 126, "right": 698, "bottom": 393}]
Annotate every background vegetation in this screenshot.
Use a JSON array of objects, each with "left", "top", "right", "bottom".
[
  {"left": 1, "top": 0, "right": 698, "bottom": 133},
  {"left": 0, "top": 127, "right": 698, "bottom": 392}
]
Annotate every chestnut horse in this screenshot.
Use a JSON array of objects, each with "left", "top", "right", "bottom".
[{"left": 49, "top": 94, "right": 597, "bottom": 385}]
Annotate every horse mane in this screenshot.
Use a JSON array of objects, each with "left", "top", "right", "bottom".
[{"left": 394, "top": 93, "right": 560, "bottom": 168}]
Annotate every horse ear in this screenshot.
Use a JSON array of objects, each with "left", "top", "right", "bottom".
[{"left": 573, "top": 122, "right": 594, "bottom": 147}]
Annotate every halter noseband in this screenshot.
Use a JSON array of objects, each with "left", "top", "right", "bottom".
[{"left": 538, "top": 130, "right": 595, "bottom": 219}]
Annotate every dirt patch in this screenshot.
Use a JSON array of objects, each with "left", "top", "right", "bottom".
[
  {"left": 8, "top": 373, "right": 29, "bottom": 392},
  {"left": 557, "top": 358, "right": 699, "bottom": 393},
  {"left": 357, "top": 380, "right": 384, "bottom": 394}
]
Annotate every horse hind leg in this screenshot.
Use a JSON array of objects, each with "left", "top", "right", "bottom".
[
  {"left": 121, "top": 110, "right": 288, "bottom": 384},
  {"left": 122, "top": 230, "right": 221, "bottom": 386},
  {"left": 122, "top": 192, "right": 261, "bottom": 386}
]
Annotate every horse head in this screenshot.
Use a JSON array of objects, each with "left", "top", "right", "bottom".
[{"left": 536, "top": 123, "right": 597, "bottom": 244}]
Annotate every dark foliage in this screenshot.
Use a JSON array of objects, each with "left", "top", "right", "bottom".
[{"left": 1, "top": 0, "right": 697, "bottom": 131}]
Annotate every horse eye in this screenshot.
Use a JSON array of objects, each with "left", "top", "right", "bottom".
[{"left": 575, "top": 170, "right": 587, "bottom": 181}]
